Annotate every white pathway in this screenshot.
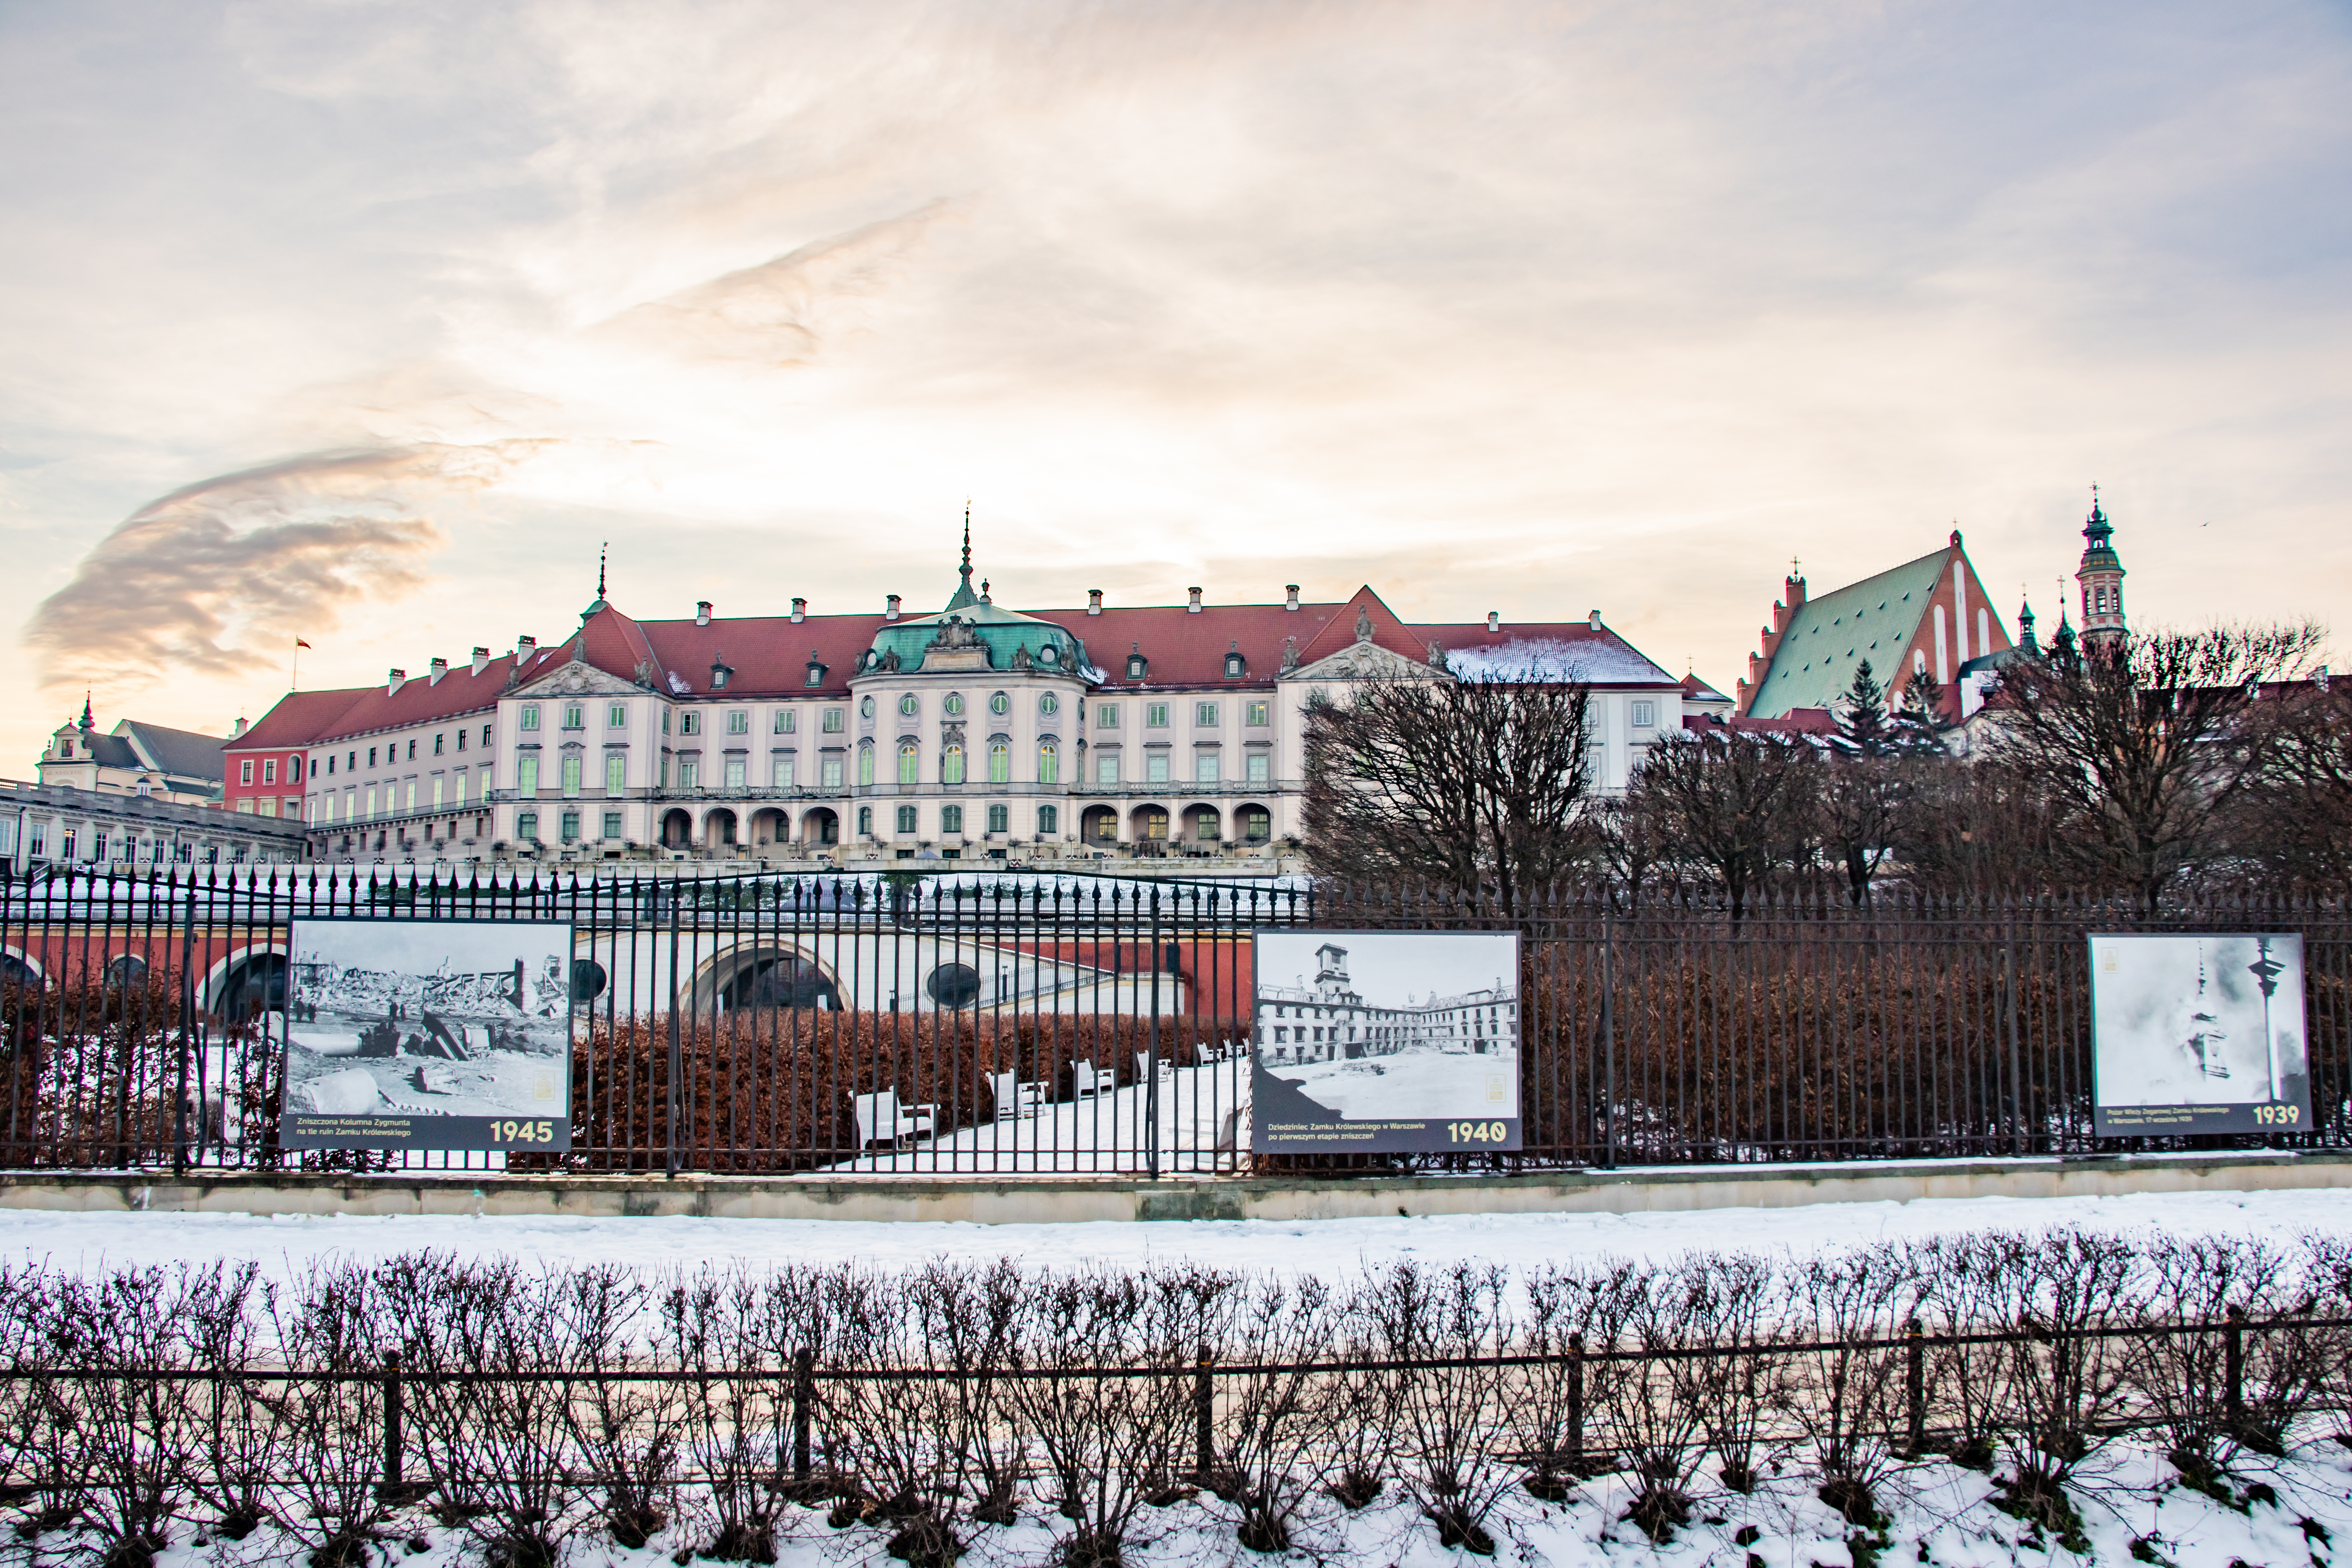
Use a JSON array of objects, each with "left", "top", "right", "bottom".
[{"left": 826, "top": 1062, "right": 1247, "bottom": 1174}]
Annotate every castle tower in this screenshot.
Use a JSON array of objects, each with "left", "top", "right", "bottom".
[{"left": 2076, "top": 487, "right": 2127, "bottom": 655}]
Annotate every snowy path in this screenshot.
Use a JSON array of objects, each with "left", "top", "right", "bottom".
[
  {"left": 9, "top": 1183, "right": 2350, "bottom": 1283},
  {"left": 821, "top": 1062, "right": 1245, "bottom": 1174}
]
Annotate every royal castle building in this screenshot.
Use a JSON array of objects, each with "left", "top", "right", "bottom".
[{"left": 226, "top": 532, "right": 1699, "bottom": 868}]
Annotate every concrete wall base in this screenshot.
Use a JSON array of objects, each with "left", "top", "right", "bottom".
[{"left": 2, "top": 1151, "right": 2345, "bottom": 1225}]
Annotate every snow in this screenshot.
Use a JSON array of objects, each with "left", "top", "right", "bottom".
[
  {"left": 11, "top": 1183, "right": 2350, "bottom": 1287},
  {"left": 1444, "top": 636, "right": 1673, "bottom": 684}
]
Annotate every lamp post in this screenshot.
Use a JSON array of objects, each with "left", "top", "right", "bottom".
[{"left": 2248, "top": 936, "right": 2287, "bottom": 1103}]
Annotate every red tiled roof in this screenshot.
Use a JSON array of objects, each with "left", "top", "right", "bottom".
[{"left": 230, "top": 688, "right": 370, "bottom": 752}]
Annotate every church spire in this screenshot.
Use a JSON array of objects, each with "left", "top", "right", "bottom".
[
  {"left": 2075, "top": 484, "right": 2127, "bottom": 655},
  {"left": 79, "top": 691, "right": 93, "bottom": 730},
  {"left": 943, "top": 501, "right": 980, "bottom": 611}
]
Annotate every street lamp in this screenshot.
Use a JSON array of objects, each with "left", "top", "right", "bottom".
[{"left": 2249, "top": 937, "right": 2287, "bottom": 1103}]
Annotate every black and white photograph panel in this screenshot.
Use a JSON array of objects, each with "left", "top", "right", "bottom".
[
  {"left": 2090, "top": 933, "right": 2308, "bottom": 1136},
  {"left": 1252, "top": 931, "right": 1521, "bottom": 1153},
  {"left": 281, "top": 919, "right": 576, "bottom": 1149}
]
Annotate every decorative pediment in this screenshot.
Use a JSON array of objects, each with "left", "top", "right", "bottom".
[
  {"left": 1284, "top": 641, "right": 1445, "bottom": 685},
  {"left": 511, "top": 658, "right": 642, "bottom": 700}
]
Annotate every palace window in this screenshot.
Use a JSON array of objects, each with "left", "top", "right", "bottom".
[
  {"left": 517, "top": 756, "right": 539, "bottom": 795},
  {"left": 773, "top": 755, "right": 795, "bottom": 788},
  {"left": 518, "top": 811, "right": 538, "bottom": 840},
  {"left": 1037, "top": 741, "right": 1059, "bottom": 783},
  {"left": 774, "top": 708, "right": 795, "bottom": 734},
  {"left": 941, "top": 805, "right": 964, "bottom": 834},
  {"left": 603, "top": 812, "right": 623, "bottom": 838},
  {"left": 1631, "top": 700, "right": 1656, "bottom": 729},
  {"left": 941, "top": 744, "right": 965, "bottom": 785},
  {"left": 239, "top": 760, "right": 253, "bottom": 785},
  {"left": 453, "top": 771, "right": 467, "bottom": 806},
  {"left": 680, "top": 711, "right": 701, "bottom": 735},
  {"left": 823, "top": 755, "right": 844, "bottom": 789},
  {"left": 988, "top": 740, "right": 1009, "bottom": 783},
  {"left": 724, "top": 758, "right": 746, "bottom": 789},
  {"left": 858, "top": 743, "right": 874, "bottom": 785},
  {"left": 563, "top": 704, "right": 585, "bottom": 730},
  {"left": 1040, "top": 693, "right": 1059, "bottom": 716},
  {"left": 1127, "top": 652, "right": 1147, "bottom": 679},
  {"left": 897, "top": 740, "right": 919, "bottom": 784},
  {"left": 456, "top": 730, "right": 466, "bottom": 751},
  {"left": 1096, "top": 751, "right": 1118, "bottom": 784},
  {"left": 1096, "top": 702, "right": 1118, "bottom": 728},
  {"left": 858, "top": 806, "right": 872, "bottom": 836},
  {"left": 679, "top": 758, "right": 699, "bottom": 789},
  {"left": 561, "top": 756, "right": 582, "bottom": 796},
  {"left": 1196, "top": 753, "right": 1218, "bottom": 783},
  {"left": 431, "top": 776, "right": 444, "bottom": 809},
  {"left": 1196, "top": 808, "right": 1220, "bottom": 842},
  {"left": 1225, "top": 650, "right": 1245, "bottom": 678},
  {"left": 899, "top": 694, "right": 919, "bottom": 717},
  {"left": 407, "top": 739, "right": 417, "bottom": 760},
  {"left": 1196, "top": 702, "right": 1218, "bottom": 726},
  {"left": 944, "top": 693, "right": 965, "bottom": 717},
  {"left": 987, "top": 804, "right": 1008, "bottom": 834},
  {"left": 610, "top": 703, "right": 628, "bottom": 727},
  {"left": 858, "top": 697, "right": 875, "bottom": 720},
  {"left": 825, "top": 706, "right": 846, "bottom": 732},
  {"left": 896, "top": 805, "right": 917, "bottom": 834},
  {"left": 520, "top": 705, "right": 540, "bottom": 731},
  {"left": 1146, "top": 753, "right": 1170, "bottom": 784},
  {"left": 1037, "top": 804, "right": 1059, "bottom": 836},
  {"left": 1246, "top": 751, "right": 1270, "bottom": 783},
  {"left": 561, "top": 811, "right": 581, "bottom": 842},
  {"left": 432, "top": 733, "right": 444, "bottom": 755},
  {"left": 606, "top": 754, "right": 626, "bottom": 794},
  {"left": 726, "top": 710, "right": 749, "bottom": 735},
  {"left": 1145, "top": 702, "right": 1169, "bottom": 728},
  {"left": 989, "top": 691, "right": 1009, "bottom": 715},
  {"left": 263, "top": 759, "right": 276, "bottom": 785}
]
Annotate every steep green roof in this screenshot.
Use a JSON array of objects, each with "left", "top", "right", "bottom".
[{"left": 1746, "top": 548, "right": 1947, "bottom": 718}]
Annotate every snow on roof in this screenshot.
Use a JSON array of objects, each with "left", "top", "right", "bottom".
[{"left": 1442, "top": 637, "right": 1673, "bottom": 685}]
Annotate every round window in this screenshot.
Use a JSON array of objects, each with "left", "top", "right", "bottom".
[
  {"left": 859, "top": 696, "right": 875, "bottom": 719},
  {"left": 944, "top": 693, "right": 965, "bottom": 717},
  {"left": 1040, "top": 693, "right": 1060, "bottom": 716},
  {"left": 989, "top": 691, "right": 1010, "bottom": 715},
  {"left": 571, "top": 958, "right": 609, "bottom": 1004},
  {"left": 1039, "top": 644, "right": 1058, "bottom": 664},
  {"left": 898, "top": 694, "right": 919, "bottom": 717},
  {"left": 926, "top": 962, "right": 982, "bottom": 1009}
]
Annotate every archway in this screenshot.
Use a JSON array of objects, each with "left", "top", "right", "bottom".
[
  {"left": 660, "top": 809, "right": 693, "bottom": 849},
  {"left": 1183, "top": 805, "right": 1221, "bottom": 845},
  {"left": 0, "top": 948, "right": 44, "bottom": 989},
  {"left": 1082, "top": 806, "right": 1120, "bottom": 845},
  {"left": 203, "top": 947, "right": 287, "bottom": 1022},
  {"left": 704, "top": 809, "right": 739, "bottom": 850},
  {"left": 682, "top": 944, "right": 844, "bottom": 1013},
  {"left": 1236, "top": 802, "right": 1274, "bottom": 844},
  {"left": 748, "top": 807, "right": 789, "bottom": 848},
  {"left": 1130, "top": 804, "right": 1169, "bottom": 842},
  {"left": 801, "top": 807, "right": 839, "bottom": 846}
]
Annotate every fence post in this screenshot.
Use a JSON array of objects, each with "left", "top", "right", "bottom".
[
  {"left": 2004, "top": 931, "right": 2027, "bottom": 1156},
  {"left": 380, "top": 1349, "right": 405, "bottom": 1492},
  {"left": 792, "top": 1346, "right": 815, "bottom": 1483},
  {"left": 1193, "top": 1345, "right": 1214, "bottom": 1480},
  {"left": 1146, "top": 888, "right": 1162, "bottom": 1181},
  {"left": 1565, "top": 1332, "right": 1586, "bottom": 1469},
  {"left": 1905, "top": 1319, "right": 1925, "bottom": 1457},
  {"left": 665, "top": 886, "right": 683, "bottom": 1178},
  {"left": 174, "top": 871, "right": 196, "bottom": 1174},
  {"left": 2224, "top": 1303, "right": 2245, "bottom": 1431},
  {"left": 1599, "top": 908, "right": 1617, "bottom": 1171}
]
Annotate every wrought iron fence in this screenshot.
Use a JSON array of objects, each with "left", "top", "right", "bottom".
[{"left": 2, "top": 866, "right": 2346, "bottom": 1175}]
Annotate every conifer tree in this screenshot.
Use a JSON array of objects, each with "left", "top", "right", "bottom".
[{"left": 1834, "top": 659, "right": 1893, "bottom": 756}]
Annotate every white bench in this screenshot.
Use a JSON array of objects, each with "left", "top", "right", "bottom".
[
  {"left": 989, "top": 1072, "right": 1045, "bottom": 1120},
  {"left": 1071, "top": 1058, "right": 1117, "bottom": 1098},
  {"left": 853, "top": 1089, "right": 937, "bottom": 1148}
]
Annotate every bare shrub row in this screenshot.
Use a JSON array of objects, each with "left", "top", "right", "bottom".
[{"left": 6, "top": 1230, "right": 2352, "bottom": 1565}]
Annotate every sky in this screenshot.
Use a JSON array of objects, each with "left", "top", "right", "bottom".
[{"left": 2, "top": 0, "right": 2348, "bottom": 764}]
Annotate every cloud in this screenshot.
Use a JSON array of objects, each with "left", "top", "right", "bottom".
[
  {"left": 593, "top": 201, "right": 951, "bottom": 367},
  {"left": 24, "top": 441, "right": 550, "bottom": 697}
]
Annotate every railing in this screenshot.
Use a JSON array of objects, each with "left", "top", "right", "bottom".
[{"left": 1, "top": 866, "right": 2346, "bottom": 1176}]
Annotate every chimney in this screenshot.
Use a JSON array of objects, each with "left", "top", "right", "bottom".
[
  {"left": 470, "top": 646, "right": 489, "bottom": 675},
  {"left": 1087, "top": 589, "right": 1103, "bottom": 615},
  {"left": 1285, "top": 584, "right": 1299, "bottom": 612},
  {"left": 387, "top": 668, "right": 407, "bottom": 694},
  {"left": 230, "top": 717, "right": 247, "bottom": 739},
  {"left": 1187, "top": 586, "right": 1203, "bottom": 613},
  {"left": 428, "top": 656, "right": 448, "bottom": 684},
  {"left": 1486, "top": 611, "right": 1499, "bottom": 632},
  {"left": 1588, "top": 609, "right": 1602, "bottom": 632},
  {"left": 791, "top": 597, "right": 806, "bottom": 623},
  {"left": 885, "top": 594, "right": 901, "bottom": 622},
  {"left": 2319, "top": 666, "right": 2332, "bottom": 693},
  {"left": 696, "top": 601, "right": 712, "bottom": 626},
  {"left": 518, "top": 635, "right": 537, "bottom": 661}
]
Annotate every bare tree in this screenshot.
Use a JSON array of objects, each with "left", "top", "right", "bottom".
[
  {"left": 1623, "top": 731, "right": 1819, "bottom": 920},
  {"left": 2251, "top": 680, "right": 2352, "bottom": 892},
  {"left": 1301, "top": 666, "right": 1596, "bottom": 916},
  {"left": 1986, "top": 622, "right": 2327, "bottom": 904},
  {"left": 1892, "top": 758, "right": 2071, "bottom": 897}
]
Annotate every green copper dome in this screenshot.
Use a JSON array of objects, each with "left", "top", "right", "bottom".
[{"left": 858, "top": 526, "right": 1092, "bottom": 676}]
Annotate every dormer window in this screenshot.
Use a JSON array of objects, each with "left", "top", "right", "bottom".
[
  {"left": 1224, "top": 642, "right": 1245, "bottom": 678},
  {"left": 1127, "top": 645, "right": 1148, "bottom": 680},
  {"left": 710, "top": 662, "right": 731, "bottom": 690},
  {"left": 804, "top": 660, "right": 824, "bottom": 688}
]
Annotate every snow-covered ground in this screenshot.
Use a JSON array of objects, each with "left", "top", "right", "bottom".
[{"left": 10, "top": 1183, "right": 2350, "bottom": 1285}]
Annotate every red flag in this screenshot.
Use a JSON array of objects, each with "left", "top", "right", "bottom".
[{"left": 295, "top": 638, "right": 312, "bottom": 649}]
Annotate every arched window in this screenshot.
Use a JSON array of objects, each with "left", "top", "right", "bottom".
[
  {"left": 857, "top": 806, "right": 872, "bottom": 837},
  {"left": 898, "top": 740, "right": 921, "bottom": 784},
  {"left": 988, "top": 741, "right": 1009, "bottom": 783},
  {"left": 940, "top": 744, "right": 965, "bottom": 785},
  {"left": 1037, "top": 741, "right": 1060, "bottom": 784},
  {"left": 858, "top": 742, "right": 875, "bottom": 786}
]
